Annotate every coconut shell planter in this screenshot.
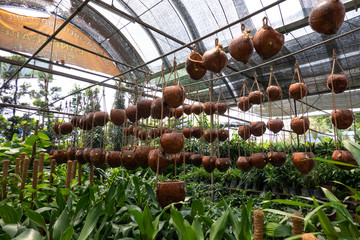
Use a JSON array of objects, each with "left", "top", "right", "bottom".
[
  {"left": 183, "top": 104, "right": 192, "bottom": 115},
  {"left": 215, "top": 102, "right": 228, "bottom": 115},
  {"left": 83, "top": 148, "right": 92, "bottom": 163},
  {"left": 137, "top": 99, "right": 153, "bottom": 119},
  {"left": 134, "top": 145, "right": 154, "bottom": 169},
  {"left": 53, "top": 150, "right": 68, "bottom": 164},
  {"left": 60, "top": 122, "right": 74, "bottom": 135},
  {"left": 126, "top": 105, "right": 138, "bottom": 123},
  {"left": 148, "top": 149, "right": 172, "bottom": 173},
  {"left": 250, "top": 121, "right": 266, "bottom": 137},
  {"left": 267, "top": 152, "right": 286, "bottom": 167},
  {"left": 327, "top": 74, "right": 348, "bottom": 93},
  {"left": 238, "top": 97, "right": 252, "bottom": 112},
  {"left": 332, "top": 150, "right": 358, "bottom": 170},
  {"left": 52, "top": 122, "right": 60, "bottom": 134},
  {"left": 291, "top": 117, "right": 310, "bottom": 135},
  {"left": 110, "top": 109, "right": 126, "bottom": 126},
  {"left": 71, "top": 116, "right": 82, "bottom": 128},
  {"left": 217, "top": 129, "right": 229, "bottom": 142},
  {"left": 266, "top": 85, "right": 282, "bottom": 101},
  {"left": 203, "top": 129, "right": 217, "bottom": 143},
  {"left": 250, "top": 153, "right": 267, "bottom": 169},
  {"left": 191, "top": 104, "right": 203, "bottom": 115},
  {"left": 93, "top": 111, "right": 109, "bottom": 126},
  {"left": 180, "top": 152, "right": 193, "bottom": 164},
  {"left": 202, "top": 156, "right": 217, "bottom": 173},
  {"left": 292, "top": 152, "right": 315, "bottom": 174},
  {"left": 182, "top": 128, "right": 191, "bottom": 139},
  {"left": 66, "top": 147, "right": 77, "bottom": 160},
  {"left": 215, "top": 158, "right": 230, "bottom": 172},
  {"left": 185, "top": 50, "right": 207, "bottom": 80},
  {"left": 172, "top": 154, "right": 182, "bottom": 166},
  {"left": 190, "top": 154, "right": 203, "bottom": 167},
  {"left": 289, "top": 83, "right": 308, "bottom": 100},
  {"left": 228, "top": 25, "right": 253, "bottom": 64},
  {"left": 331, "top": 109, "right": 354, "bottom": 129},
  {"left": 75, "top": 148, "right": 87, "bottom": 165},
  {"left": 160, "top": 132, "right": 185, "bottom": 154},
  {"left": 267, "top": 120, "right": 284, "bottom": 134},
  {"left": 151, "top": 98, "right": 171, "bottom": 119},
  {"left": 249, "top": 91, "right": 264, "bottom": 105},
  {"left": 204, "top": 102, "right": 216, "bottom": 115},
  {"left": 106, "top": 151, "right": 122, "bottom": 168},
  {"left": 156, "top": 181, "right": 186, "bottom": 210},
  {"left": 90, "top": 148, "right": 106, "bottom": 167},
  {"left": 163, "top": 85, "right": 186, "bottom": 108},
  {"left": 190, "top": 127, "right": 203, "bottom": 139},
  {"left": 121, "top": 150, "right": 138, "bottom": 170},
  {"left": 238, "top": 125, "right": 251, "bottom": 141},
  {"left": 202, "top": 42, "right": 228, "bottom": 73},
  {"left": 237, "top": 157, "right": 253, "bottom": 172}
]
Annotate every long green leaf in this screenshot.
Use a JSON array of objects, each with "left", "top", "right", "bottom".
[
  {"left": 144, "top": 183, "right": 156, "bottom": 204},
  {"left": 192, "top": 216, "right": 204, "bottom": 240},
  {"left": 313, "top": 199, "right": 338, "bottom": 240},
  {"left": 0, "top": 205, "right": 19, "bottom": 224},
  {"left": 78, "top": 203, "right": 102, "bottom": 240},
  {"left": 53, "top": 208, "right": 70, "bottom": 240},
  {"left": 271, "top": 199, "right": 314, "bottom": 208},
  {"left": 56, "top": 188, "right": 66, "bottom": 213},
  {"left": 25, "top": 135, "right": 39, "bottom": 146},
  {"left": 13, "top": 229, "right": 42, "bottom": 240},
  {"left": 209, "top": 208, "right": 229, "bottom": 240},
  {"left": 60, "top": 227, "right": 74, "bottom": 240},
  {"left": 191, "top": 200, "right": 205, "bottom": 217},
  {"left": 129, "top": 209, "right": 144, "bottom": 235},
  {"left": 25, "top": 208, "right": 48, "bottom": 239},
  {"left": 184, "top": 224, "right": 198, "bottom": 240},
  {"left": 239, "top": 204, "right": 251, "bottom": 240},
  {"left": 264, "top": 222, "right": 291, "bottom": 237},
  {"left": 228, "top": 208, "right": 240, "bottom": 239},
  {"left": 142, "top": 205, "right": 154, "bottom": 240}
]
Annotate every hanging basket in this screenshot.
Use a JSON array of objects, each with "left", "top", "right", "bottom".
[
  {"left": 126, "top": 105, "right": 138, "bottom": 123},
  {"left": 292, "top": 152, "right": 315, "bottom": 174},
  {"left": 289, "top": 83, "right": 308, "bottom": 100},
  {"left": 266, "top": 85, "right": 282, "bottom": 101},
  {"left": 249, "top": 91, "right": 264, "bottom": 105},
  {"left": 237, "top": 157, "right": 253, "bottom": 172},
  {"left": 75, "top": 148, "right": 87, "bottom": 165},
  {"left": 202, "top": 39, "right": 228, "bottom": 73},
  {"left": 71, "top": 115, "right": 82, "bottom": 128},
  {"left": 156, "top": 180, "right": 186, "bottom": 210},
  {"left": 53, "top": 150, "right": 68, "bottom": 164},
  {"left": 250, "top": 121, "right": 266, "bottom": 137},
  {"left": 185, "top": 47, "right": 207, "bottom": 80},
  {"left": 191, "top": 104, "right": 204, "bottom": 115},
  {"left": 203, "top": 129, "right": 217, "bottom": 143},
  {"left": 60, "top": 122, "right": 74, "bottom": 135},
  {"left": 327, "top": 74, "right": 348, "bottom": 93},
  {"left": 89, "top": 148, "right": 106, "bottom": 167},
  {"left": 83, "top": 148, "right": 92, "bottom": 163},
  {"left": 238, "top": 97, "right": 252, "bottom": 112},
  {"left": 148, "top": 149, "right": 171, "bottom": 173},
  {"left": 250, "top": 153, "right": 267, "bottom": 169},
  {"left": 93, "top": 111, "right": 109, "bottom": 126},
  {"left": 105, "top": 151, "right": 122, "bottom": 168},
  {"left": 204, "top": 102, "right": 216, "bottom": 115},
  {"left": 180, "top": 152, "right": 193, "bottom": 164},
  {"left": 137, "top": 99, "right": 153, "bottom": 119},
  {"left": 332, "top": 150, "right": 357, "bottom": 170},
  {"left": 215, "top": 102, "right": 228, "bottom": 115},
  {"left": 291, "top": 117, "right": 310, "bottom": 135},
  {"left": 267, "top": 120, "right": 284, "bottom": 134},
  {"left": 183, "top": 104, "right": 192, "bottom": 115},
  {"left": 191, "top": 127, "right": 203, "bottom": 139},
  {"left": 330, "top": 109, "right": 354, "bottom": 129},
  {"left": 121, "top": 149, "right": 138, "bottom": 170},
  {"left": 215, "top": 158, "right": 230, "bottom": 172},
  {"left": 151, "top": 98, "right": 171, "bottom": 119},
  {"left": 228, "top": 24, "right": 253, "bottom": 64},
  {"left": 110, "top": 109, "right": 126, "bottom": 126},
  {"left": 202, "top": 156, "right": 217, "bottom": 173},
  {"left": 160, "top": 132, "right": 185, "bottom": 154},
  {"left": 267, "top": 152, "right": 286, "bottom": 167},
  {"left": 238, "top": 125, "right": 251, "bottom": 140},
  {"left": 182, "top": 128, "right": 192, "bottom": 138},
  {"left": 190, "top": 154, "right": 203, "bottom": 167},
  {"left": 134, "top": 145, "right": 154, "bottom": 169},
  {"left": 217, "top": 129, "right": 229, "bottom": 142},
  {"left": 66, "top": 147, "right": 77, "bottom": 160},
  {"left": 163, "top": 85, "right": 186, "bottom": 108}
]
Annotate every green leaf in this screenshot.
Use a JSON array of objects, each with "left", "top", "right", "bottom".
[
  {"left": 25, "top": 135, "right": 39, "bottom": 146},
  {"left": 239, "top": 204, "right": 251, "bottom": 240},
  {"left": 313, "top": 199, "right": 338, "bottom": 240},
  {"left": 2, "top": 224, "right": 19, "bottom": 238},
  {"left": 77, "top": 203, "right": 102, "bottom": 240},
  {"left": 56, "top": 188, "right": 66, "bottom": 213},
  {"left": 37, "top": 132, "right": 50, "bottom": 140},
  {"left": 13, "top": 229, "right": 42, "bottom": 240},
  {"left": 25, "top": 208, "right": 47, "bottom": 237},
  {"left": 228, "top": 208, "right": 240, "bottom": 239},
  {"left": 184, "top": 224, "right": 198, "bottom": 240},
  {"left": 312, "top": 157, "right": 358, "bottom": 168},
  {"left": 0, "top": 205, "right": 19, "bottom": 224},
  {"left": 60, "top": 227, "right": 74, "bottom": 240},
  {"left": 171, "top": 207, "right": 185, "bottom": 233},
  {"left": 192, "top": 216, "right": 204, "bottom": 240},
  {"left": 264, "top": 222, "right": 292, "bottom": 237},
  {"left": 72, "top": 193, "right": 89, "bottom": 225},
  {"left": 271, "top": 199, "right": 314, "bottom": 208},
  {"left": 145, "top": 183, "right": 156, "bottom": 204},
  {"left": 263, "top": 209, "right": 305, "bottom": 220},
  {"left": 209, "top": 208, "right": 229, "bottom": 240},
  {"left": 142, "top": 205, "right": 154, "bottom": 240},
  {"left": 129, "top": 209, "right": 144, "bottom": 234},
  {"left": 53, "top": 208, "right": 70, "bottom": 240},
  {"left": 191, "top": 200, "right": 205, "bottom": 217}
]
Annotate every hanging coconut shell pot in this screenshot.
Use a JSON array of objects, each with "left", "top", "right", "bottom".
[
  {"left": 123, "top": 126, "right": 133, "bottom": 136},
  {"left": 75, "top": 148, "right": 87, "bottom": 165},
  {"left": 151, "top": 98, "right": 171, "bottom": 119},
  {"left": 202, "top": 156, "right": 217, "bottom": 173},
  {"left": 190, "top": 154, "right": 203, "bottom": 167},
  {"left": 79, "top": 116, "right": 92, "bottom": 130},
  {"left": 204, "top": 102, "right": 216, "bottom": 115},
  {"left": 267, "top": 152, "right": 286, "bottom": 167},
  {"left": 53, "top": 150, "right": 68, "bottom": 164},
  {"left": 238, "top": 97, "right": 252, "bottom": 112},
  {"left": 158, "top": 127, "right": 172, "bottom": 136},
  {"left": 309, "top": 0, "right": 345, "bottom": 35},
  {"left": 66, "top": 147, "right": 77, "bottom": 160},
  {"left": 250, "top": 121, "right": 266, "bottom": 137},
  {"left": 185, "top": 46, "right": 207, "bottom": 80},
  {"left": 126, "top": 105, "right": 138, "bottom": 123},
  {"left": 94, "top": 111, "right": 109, "bottom": 126},
  {"left": 267, "top": 120, "right": 284, "bottom": 134},
  {"left": 203, "top": 129, "right": 217, "bottom": 143},
  {"left": 266, "top": 86, "right": 282, "bottom": 101},
  {"left": 172, "top": 154, "right": 182, "bottom": 166},
  {"left": 132, "top": 127, "right": 141, "bottom": 137},
  {"left": 149, "top": 128, "right": 160, "bottom": 139},
  {"left": 110, "top": 109, "right": 126, "bottom": 126},
  {"left": 191, "top": 104, "right": 203, "bottom": 115},
  {"left": 215, "top": 158, "right": 230, "bottom": 172},
  {"left": 180, "top": 152, "right": 194, "bottom": 164},
  {"left": 215, "top": 102, "right": 228, "bottom": 115},
  {"left": 156, "top": 180, "right": 186, "bottom": 210},
  {"left": 228, "top": 24, "right": 253, "bottom": 64},
  {"left": 89, "top": 148, "right": 106, "bottom": 167},
  {"left": 237, "top": 157, "right": 253, "bottom": 172},
  {"left": 289, "top": 83, "right": 308, "bottom": 100},
  {"left": 183, "top": 104, "right": 192, "bottom": 115},
  {"left": 182, "top": 128, "right": 192, "bottom": 138},
  {"left": 52, "top": 122, "right": 60, "bottom": 135},
  {"left": 331, "top": 109, "right": 354, "bottom": 129},
  {"left": 83, "top": 148, "right": 92, "bottom": 163},
  {"left": 137, "top": 99, "right": 153, "bottom": 119},
  {"left": 292, "top": 152, "right": 315, "bottom": 174},
  {"left": 250, "top": 153, "right": 268, "bottom": 169},
  {"left": 60, "top": 122, "right": 74, "bottom": 135},
  {"left": 191, "top": 127, "right": 203, "bottom": 139},
  {"left": 138, "top": 130, "right": 148, "bottom": 141},
  {"left": 202, "top": 39, "right": 228, "bottom": 73},
  {"left": 253, "top": 17, "right": 284, "bottom": 59},
  {"left": 163, "top": 85, "right": 186, "bottom": 108},
  {"left": 327, "top": 74, "right": 348, "bottom": 93},
  {"left": 160, "top": 132, "right": 185, "bottom": 154},
  {"left": 85, "top": 112, "right": 95, "bottom": 127},
  {"left": 148, "top": 149, "right": 172, "bottom": 173},
  {"left": 249, "top": 91, "right": 264, "bottom": 105},
  {"left": 121, "top": 149, "right": 138, "bottom": 170},
  {"left": 106, "top": 151, "right": 122, "bottom": 168},
  {"left": 171, "top": 108, "right": 183, "bottom": 119},
  {"left": 134, "top": 145, "right": 154, "bottom": 169},
  {"left": 332, "top": 150, "right": 358, "bottom": 170},
  {"left": 217, "top": 129, "right": 229, "bottom": 142},
  {"left": 238, "top": 125, "right": 251, "bottom": 140},
  {"left": 71, "top": 116, "right": 82, "bottom": 128},
  {"left": 291, "top": 117, "right": 310, "bottom": 135}
]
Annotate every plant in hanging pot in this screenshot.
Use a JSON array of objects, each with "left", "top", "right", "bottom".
[
  {"left": 217, "top": 129, "right": 229, "bottom": 142},
  {"left": 249, "top": 91, "right": 264, "bottom": 105},
  {"left": 289, "top": 83, "right": 308, "bottom": 100},
  {"left": 203, "top": 102, "right": 216, "bottom": 115},
  {"left": 215, "top": 102, "right": 228, "bottom": 115},
  {"left": 151, "top": 98, "right": 171, "bottom": 119},
  {"left": 250, "top": 121, "right": 266, "bottom": 137},
  {"left": 110, "top": 109, "right": 126, "bottom": 126},
  {"left": 266, "top": 85, "right": 282, "bottom": 101},
  {"left": 105, "top": 151, "right": 122, "bottom": 168},
  {"left": 138, "top": 130, "right": 148, "bottom": 141},
  {"left": 59, "top": 122, "right": 74, "bottom": 135},
  {"left": 148, "top": 149, "right": 172, "bottom": 173},
  {"left": 250, "top": 153, "right": 268, "bottom": 169},
  {"left": 292, "top": 152, "right": 315, "bottom": 174},
  {"left": 309, "top": 0, "right": 345, "bottom": 35},
  {"left": 121, "top": 149, "right": 138, "bottom": 170},
  {"left": 89, "top": 148, "right": 106, "bottom": 167},
  {"left": 327, "top": 74, "right": 348, "bottom": 93},
  {"left": 190, "top": 154, "right": 203, "bottom": 167},
  {"left": 237, "top": 156, "right": 253, "bottom": 172},
  {"left": 160, "top": 132, "right": 185, "bottom": 154},
  {"left": 156, "top": 180, "right": 186, "bottom": 210},
  {"left": 202, "top": 39, "right": 228, "bottom": 73},
  {"left": 126, "top": 105, "right": 138, "bottom": 123},
  {"left": 137, "top": 99, "right": 153, "bottom": 119},
  {"left": 228, "top": 24, "right": 253, "bottom": 64},
  {"left": 183, "top": 104, "right": 192, "bottom": 115},
  {"left": 203, "top": 129, "right": 217, "bottom": 143},
  {"left": 202, "top": 156, "right": 217, "bottom": 173},
  {"left": 215, "top": 158, "right": 230, "bottom": 172},
  {"left": 267, "top": 119, "right": 284, "bottom": 134},
  {"left": 93, "top": 111, "right": 109, "bottom": 126},
  {"left": 291, "top": 117, "right": 310, "bottom": 135},
  {"left": 185, "top": 46, "right": 207, "bottom": 80},
  {"left": 163, "top": 85, "right": 186, "bottom": 108},
  {"left": 191, "top": 126, "right": 203, "bottom": 139},
  {"left": 332, "top": 150, "right": 358, "bottom": 170},
  {"left": 237, "top": 96, "right": 252, "bottom": 112},
  {"left": 191, "top": 104, "right": 203, "bottom": 115},
  {"left": 267, "top": 151, "right": 286, "bottom": 167},
  {"left": 238, "top": 125, "right": 251, "bottom": 140},
  {"left": 330, "top": 109, "right": 354, "bottom": 129},
  {"left": 134, "top": 145, "right": 154, "bottom": 169},
  {"left": 253, "top": 17, "right": 284, "bottom": 59}
]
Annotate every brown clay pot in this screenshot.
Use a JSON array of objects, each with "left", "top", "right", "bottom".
[
  {"left": 228, "top": 25, "right": 253, "bottom": 64},
  {"left": 217, "top": 129, "right": 229, "bottom": 142},
  {"left": 163, "top": 85, "right": 186, "bottom": 108},
  {"left": 266, "top": 85, "right": 282, "bottom": 101},
  {"left": 203, "top": 129, "right": 217, "bottom": 143},
  {"left": 110, "top": 109, "right": 126, "bottom": 126},
  {"left": 158, "top": 127, "right": 172, "bottom": 136},
  {"left": 202, "top": 156, "right": 217, "bottom": 173},
  {"left": 53, "top": 150, "right": 68, "bottom": 164},
  {"left": 151, "top": 98, "right": 171, "bottom": 119},
  {"left": 202, "top": 43, "right": 228, "bottom": 73},
  {"left": 215, "top": 158, "right": 230, "bottom": 172},
  {"left": 126, "top": 105, "right": 138, "bottom": 123},
  {"left": 291, "top": 117, "right": 310, "bottom": 135},
  {"left": 106, "top": 151, "right": 122, "bottom": 168},
  {"left": 192, "top": 104, "right": 204, "bottom": 115},
  {"left": 134, "top": 145, "right": 154, "bottom": 169},
  {"left": 331, "top": 109, "right": 354, "bottom": 129},
  {"left": 267, "top": 120, "right": 284, "bottom": 134},
  {"left": 160, "top": 132, "right": 185, "bottom": 154},
  {"left": 59, "top": 122, "right": 73, "bottom": 135},
  {"left": 75, "top": 148, "right": 87, "bottom": 165},
  {"left": 121, "top": 149, "right": 138, "bottom": 170},
  {"left": 79, "top": 116, "right": 92, "bottom": 130},
  {"left": 83, "top": 148, "right": 92, "bottom": 163},
  {"left": 71, "top": 116, "right": 82, "bottom": 128},
  {"left": 138, "top": 130, "right": 148, "bottom": 141},
  {"left": 292, "top": 152, "right": 315, "bottom": 174},
  {"left": 149, "top": 128, "right": 160, "bottom": 139},
  {"left": 267, "top": 152, "right": 287, "bottom": 167},
  {"left": 250, "top": 153, "right": 268, "bottom": 169},
  {"left": 123, "top": 126, "right": 133, "bottom": 136},
  {"left": 94, "top": 111, "right": 109, "bottom": 126},
  {"left": 289, "top": 83, "right": 308, "bottom": 100},
  {"left": 190, "top": 154, "right": 203, "bottom": 167},
  {"left": 237, "top": 157, "right": 253, "bottom": 172},
  {"left": 215, "top": 102, "right": 228, "bottom": 115},
  {"left": 171, "top": 108, "right": 183, "bottom": 119},
  {"left": 309, "top": 0, "right": 345, "bottom": 35},
  {"left": 52, "top": 123, "right": 60, "bottom": 135},
  {"left": 332, "top": 150, "right": 357, "bottom": 170},
  {"left": 148, "top": 149, "right": 171, "bottom": 173},
  {"left": 132, "top": 127, "right": 142, "bottom": 137},
  {"left": 183, "top": 104, "right": 192, "bottom": 115},
  {"left": 180, "top": 152, "right": 193, "bottom": 164},
  {"left": 249, "top": 91, "right": 264, "bottom": 105},
  {"left": 238, "top": 97, "right": 252, "bottom": 112},
  {"left": 66, "top": 147, "right": 77, "bottom": 160},
  {"left": 238, "top": 125, "right": 251, "bottom": 141},
  {"left": 89, "top": 148, "right": 106, "bottom": 167},
  {"left": 191, "top": 127, "right": 203, "bottom": 139},
  {"left": 204, "top": 102, "right": 216, "bottom": 115},
  {"left": 156, "top": 181, "right": 186, "bottom": 210},
  {"left": 185, "top": 50, "right": 207, "bottom": 80},
  {"left": 327, "top": 74, "right": 348, "bottom": 93},
  {"left": 137, "top": 99, "right": 153, "bottom": 119},
  {"left": 182, "top": 128, "right": 192, "bottom": 138},
  {"left": 250, "top": 121, "right": 266, "bottom": 137},
  {"left": 253, "top": 17, "right": 284, "bottom": 59}
]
